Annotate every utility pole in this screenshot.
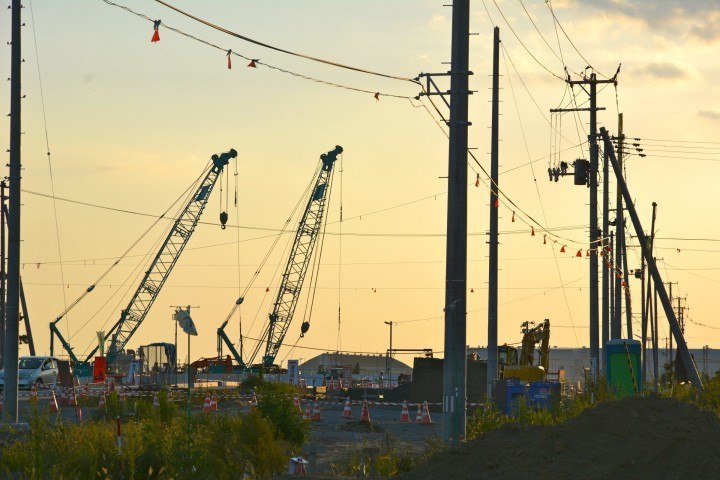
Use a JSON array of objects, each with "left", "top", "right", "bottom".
[
  {"left": 550, "top": 72, "right": 616, "bottom": 382},
  {"left": 601, "top": 146, "right": 609, "bottom": 371},
  {"left": 3, "top": 0, "right": 23, "bottom": 424},
  {"left": 646, "top": 202, "right": 658, "bottom": 389},
  {"left": 384, "top": 321, "right": 394, "bottom": 382},
  {"left": 487, "top": 26, "right": 500, "bottom": 399},
  {"left": 442, "top": 0, "right": 471, "bottom": 446},
  {"left": 615, "top": 115, "right": 633, "bottom": 339},
  {"left": 600, "top": 128, "right": 703, "bottom": 391},
  {"left": 0, "top": 181, "right": 6, "bottom": 367},
  {"left": 612, "top": 115, "right": 623, "bottom": 340},
  {"left": 666, "top": 282, "right": 676, "bottom": 361}
]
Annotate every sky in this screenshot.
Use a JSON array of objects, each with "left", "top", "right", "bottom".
[{"left": 1, "top": 0, "right": 720, "bottom": 367}]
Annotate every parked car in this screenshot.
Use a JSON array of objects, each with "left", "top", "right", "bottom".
[{"left": 0, "top": 356, "right": 60, "bottom": 390}]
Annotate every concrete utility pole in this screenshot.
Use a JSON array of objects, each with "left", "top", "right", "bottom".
[
  {"left": 3, "top": 0, "right": 23, "bottom": 423},
  {"left": 443, "top": 0, "right": 471, "bottom": 445},
  {"left": 601, "top": 147, "right": 609, "bottom": 370},
  {"left": 551, "top": 72, "right": 616, "bottom": 382},
  {"left": 600, "top": 128, "right": 704, "bottom": 391},
  {"left": 0, "top": 181, "right": 6, "bottom": 367},
  {"left": 612, "top": 116, "right": 623, "bottom": 340},
  {"left": 487, "top": 26, "right": 500, "bottom": 399},
  {"left": 645, "top": 202, "right": 658, "bottom": 389},
  {"left": 384, "top": 321, "right": 394, "bottom": 381}
]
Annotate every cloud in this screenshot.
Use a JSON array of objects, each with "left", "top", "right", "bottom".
[
  {"left": 427, "top": 14, "right": 447, "bottom": 29},
  {"left": 560, "top": 1, "right": 720, "bottom": 45},
  {"left": 698, "top": 109, "right": 720, "bottom": 121},
  {"left": 626, "top": 61, "right": 695, "bottom": 81}
]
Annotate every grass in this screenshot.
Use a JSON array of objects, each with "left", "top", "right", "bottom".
[{"left": 0, "top": 384, "right": 308, "bottom": 480}]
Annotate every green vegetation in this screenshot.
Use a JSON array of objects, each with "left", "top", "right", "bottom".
[{"left": 0, "top": 386, "right": 307, "bottom": 479}]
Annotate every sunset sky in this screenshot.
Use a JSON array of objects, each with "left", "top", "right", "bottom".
[{"left": 2, "top": 0, "right": 719, "bottom": 366}]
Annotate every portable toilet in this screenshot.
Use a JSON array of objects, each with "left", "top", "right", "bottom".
[{"left": 605, "top": 339, "right": 642, "bottom": 398}]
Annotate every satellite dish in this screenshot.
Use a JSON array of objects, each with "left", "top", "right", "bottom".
[{"left": 174, "top": 308, "right": 198, "bottom": 336}]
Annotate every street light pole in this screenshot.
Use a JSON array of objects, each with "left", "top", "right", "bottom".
[{"left": 384, "top": 321, "right": 394, "bottom": 384}]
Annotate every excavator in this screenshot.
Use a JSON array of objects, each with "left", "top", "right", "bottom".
[{"left": 500, "top": 319, "right": 551, "bottom": 382}]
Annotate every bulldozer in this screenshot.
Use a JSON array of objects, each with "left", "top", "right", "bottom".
[{"left": 500, "top": 319, "right": 554, "bottom": 382}]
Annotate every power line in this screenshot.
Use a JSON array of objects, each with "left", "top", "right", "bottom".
[
  {"left": 491, "top": 0, "right": 564, "bottom": 80},
  {"left": 100, "top": 0, "right": 415, "bottom": 100},
  {"left": 154, "top": 0, "right": 419, "bottom": 85}
]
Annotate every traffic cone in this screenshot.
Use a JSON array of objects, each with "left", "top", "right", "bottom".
[
  {"left": 311, "top": 399, "right": 321, "bottom": 422},
  {"left": 414, "top": 403, "right": 423, "bottom": 423},
  {"left": 342, "top": 398, "right": 353, "bottom": 419},
  {"left": 203, "top": 395, "right": 212, "bottom": 413},
  {"left": 211, "top": 393, "right": 218, "bottom": 412},
  {"left": 293, "top": 394, "right": 302, "bottom": 413},
  {"left": 399, "top": 401, "right": 410, "bottom": 422},
  {"left": 153, "top": 395, "right": 160, "bottom": 408},
  {"left": 419, "top": 401, "right": 433, "bottom": 425},
  {"left": 67, "top": 390, "right": 77, "bottom": 407},
  {"left": 304, "top": 404, "right": 311, "bottom": 421},
  {"left": 49, "top": 390, "right": 59, "bottom": 413},
  {"left": 29, "top": 384, "right": 38, "bottom": 404},
  {"left": 98, "top": 393, "right": 106, "bottom": 410},
  {"left": 360, "top": 400, "right": 371, "bottom": 423}
]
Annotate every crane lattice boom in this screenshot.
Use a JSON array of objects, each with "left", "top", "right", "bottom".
[{"left": 102, "top": 149, "right": 237, "bottom": 363}]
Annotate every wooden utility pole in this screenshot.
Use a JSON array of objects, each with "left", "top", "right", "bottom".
[
  {"left": 3, "top": 0, "right": 23, "bottom": 423},
  {"left": 487, "top": 26, "right": 500, "bottom": 399},
  {"left": 442, "top": 0, "right": 471, "bottom": 445}
]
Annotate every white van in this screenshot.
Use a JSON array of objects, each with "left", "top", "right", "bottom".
[{"left": 0, "top": 356, "right": 60, "bottom": 390}]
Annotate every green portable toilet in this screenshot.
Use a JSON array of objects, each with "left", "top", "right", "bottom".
[{"left": 605, "top": 339, "right": 642, "bottom": 398}]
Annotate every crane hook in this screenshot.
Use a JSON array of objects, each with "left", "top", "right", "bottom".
[
  {"left": 300, "top": 321, "right": 310, "bottom": 338},
  {"left": 220, "top": 211, "right": 228, "bottom": 230}
]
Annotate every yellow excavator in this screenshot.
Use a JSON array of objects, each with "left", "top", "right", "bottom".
[{"left": 500, "top": 319, "right": 551, "bottom": 382}]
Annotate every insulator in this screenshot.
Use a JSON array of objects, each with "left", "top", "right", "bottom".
[{"left": 220, "top": 211, "right": 228, "bottom": 229}]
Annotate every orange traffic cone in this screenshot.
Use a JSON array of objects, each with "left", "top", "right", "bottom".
[
  {"left": 29, "top": 384, "right": 38, "bottom": 404},
  {"left": 211, "top": 393, "right": 218, "bottom": 412},
  {"left": 400, "top": 401, "right": 410, "bottom": 422},
  {"left": 360, "top": 400, "right": 371, "bottom": 423},
  {"left": 153, "top": 395, "right": 160, "bottom": 408},
  {"left": 67, "top": 390, "right": 77, "bottom": 407},
  {"left": 49, "top": 390, "right": 59, "bottom": 413},
  {"left": 203, "top": 395, "right": 212, "bottom": 413},
  {"left": 98, "top": 393, "right": 107, "bottom": 410},
  {"left": 419, "top": 401, "right": 433, "bottom": 425},
  {"left": 304, "top": 404, "right": 311, "bottom": 421},
  {"left": 414, "top": 403, "right": 423, "bottom": 423},
  {"left": 311, "top": 399, "right": 321, "bottom": 422},
  {"left": 293, "top": 394, "right": 302, "bottom": 413},
  {"left": 342, "top": 398, "right": 353, "bottom": 420}
]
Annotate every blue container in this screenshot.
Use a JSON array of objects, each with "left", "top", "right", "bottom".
[{"left": 528, "top": 381, "right": 561, "bottom": 410}]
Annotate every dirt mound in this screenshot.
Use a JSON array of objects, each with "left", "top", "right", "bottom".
[
  {"left": 339, "top": 420, "right": 385, "bottom": 433},
  {"left": 400, "top": 395, "right": 720, "bottom": 480}
]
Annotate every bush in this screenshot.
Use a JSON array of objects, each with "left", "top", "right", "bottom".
[
  {"left": 257, "top": 381, "right": 309, "bottom": 449},
  {"left": 0, "top": 409, "right": 290, "bottom": 479}
]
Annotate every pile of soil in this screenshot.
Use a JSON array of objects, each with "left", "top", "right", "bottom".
[
  {"left": 339, "top": 420, "right": 385, "bottom": 433},
  {"left": 400, "top": 395, "right": 720, "bottom": 480}
]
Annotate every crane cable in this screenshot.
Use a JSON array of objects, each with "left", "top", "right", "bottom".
[{"left": 51, "top": 163, "right": 210, "bottom": 325}]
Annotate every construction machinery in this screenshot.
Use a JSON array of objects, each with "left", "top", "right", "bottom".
[
  {"left": 500, "top": 319, "right": 552, "bottom": 382},
  {"left": 50, "top": 149, "right": 238, "bottom": 374},
  {"left": 217, "top": 145, "right": 342, "bottom": 372}
]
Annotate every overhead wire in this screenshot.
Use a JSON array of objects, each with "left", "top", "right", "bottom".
[
  {"left": 501, "top": 43, "right": 579, "bottom": 345},
  {"left": 28, "top": 0, "right": 72, "bottom": 338},
  {"left": 100, "top": 0, "right": 415, "bottom": 100},
  {"left": 154, "top": 0, "right": 420, "bottom": 85}
]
